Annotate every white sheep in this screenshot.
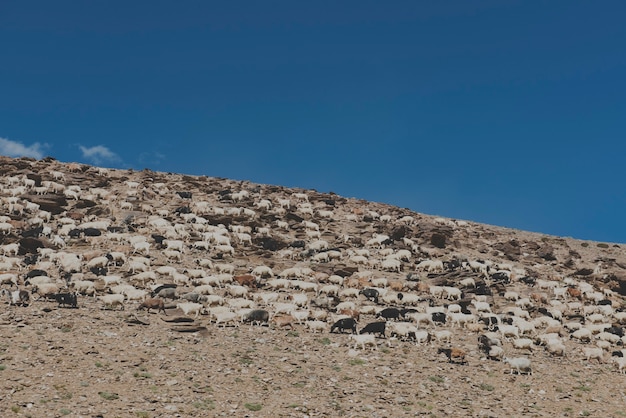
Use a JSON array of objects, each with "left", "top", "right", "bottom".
[
  {"left": 214, "top": 311, "right": 239, "bottom": 327},
  {"left": 349, "top": 334, "right": 377, "bottom": 351},
  {"left": 582, "top": 346, "right": 604, "bottom": 363},
  {"left": 611, "top": 356, "right": 626, "bottom": 374},
  {"left": 99, "top": 294, "right": 125, "bottom": 310},
  {"left": 251, "top": 265, "right": 273, "bottom": 278},
  {"left": 176, "top": 302, "right": 205, "bottom": 318},
  {"left": 387, "top": 322, "right": 418, "bottom": 341},
  {"left": 502, "top": 357, "right": 532, "bottom": 375},
  {"left": 0, "top": 273, "right": 18, "bottom": 287},
  {"left": 305, "top": 320, "right": 327, "bottom": 333},
  {"left": 512, "top": 338, "right": 535, "bottom": 352},
  {"left": 381, "top": 258, "right": 401, "bottom": 273},
  {"left": 570, "top": 328, "right": 593, "bottom": 342},
  {"left": 0, "top": 243, "right": 19, "bottom": 256}
]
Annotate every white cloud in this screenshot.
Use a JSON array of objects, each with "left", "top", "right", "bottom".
[
  {"left": 0, "top": 137, "right": 46, "bottom": 159},
  {"left": 78, "top": 145, "right": 120, "bottom": 165},
  {"left": 138, "top": 150, "right": 166, "bottom": 167}
]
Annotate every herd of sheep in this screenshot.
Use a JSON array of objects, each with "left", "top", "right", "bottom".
[{"left": 1, "top": 157, "right": 626, "bottom": 378}]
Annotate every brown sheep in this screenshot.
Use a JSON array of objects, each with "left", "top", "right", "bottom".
[
  {"left": 233, "top": 274, "right": 258, "bottom": 288},
  {"left": 138, "top": 298, "right": 166, "bottom": 314},
  {"left": 338, "top": 308, "right": 360, "bottom": 322},
  {"left": 272, "top": 314, "right": 295, "bottom": 330},
  {"left": 567, "top": 287, "right": 582, "bottom": 300},
  {"left": 437, "top": 347, "right": 467, "bottom": 364}
]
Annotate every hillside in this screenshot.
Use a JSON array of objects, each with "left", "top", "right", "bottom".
[{"left": 0, "top": 155, "right": 625, "bottom": 418}]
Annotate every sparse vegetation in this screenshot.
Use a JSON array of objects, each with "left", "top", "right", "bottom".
[
  {"left": 98, "top": 392, "right": 119, "bottom": 400},
  {"left": 192, "top": 400, "right": 215, "bottom": 410},
  {"left": 479, "top": 383, "right": 494, "bottom": 391},
  {"left": 244, "top": 403, "right": 262, "bottom": 411}
]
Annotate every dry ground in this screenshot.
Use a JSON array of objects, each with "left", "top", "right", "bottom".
[{"left": 0, "top": 156, "right": 625, "bottom": 417}]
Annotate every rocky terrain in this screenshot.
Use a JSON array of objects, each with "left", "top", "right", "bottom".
[{"left": 0, "top": 155, "right": 625, "bottom": 418}]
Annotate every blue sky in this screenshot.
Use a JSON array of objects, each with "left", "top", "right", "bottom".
[{"left": 1, "top": 1, "right": 625, "bottom": 243}]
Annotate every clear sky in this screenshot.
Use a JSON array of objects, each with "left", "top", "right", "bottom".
[{"left": 1, "top": 1, "right": 625, "bottom": 243}]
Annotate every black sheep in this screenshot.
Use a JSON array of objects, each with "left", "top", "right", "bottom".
[
  {"left": 54, "top": 292, "right": 78, "bottom": 308},
  {"left": 359, "top": 288, "right": 379, "bottom": 303},
  {"left": 432, "top": 312, "right": 447, "bottom": 325},
  {"left": 359, "top": 321, "right": 387, "bottom": 338},
  {"left": 243, "top": 309, "right": 270, "bottom": 325},
  {"left": 330, "top": 317, "right": 357, "bottom": 334},
  {"left": 376, "top": 307, "right": 401, "bottom": 321}
]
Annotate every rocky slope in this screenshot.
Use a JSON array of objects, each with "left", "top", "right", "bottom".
[{"left": 0, "top": 155, "right": 625, "bottom": 418}]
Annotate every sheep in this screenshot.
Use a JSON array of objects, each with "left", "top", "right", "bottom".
[
  {"left": 330, "top": 317, "right": 357, "bottom": 334},
  {"left": 0, "top": 243, "right": 19, "bottom": 256},
  {"left": 502, "top": 357, "right": 532, "bottom": 375},
  {"left": 53, "top": 292, "right": 78, "bottom": 308},
  {"left": 582, "top": 346, "right": 605, "bottom": 363},
  {"left": 570, "top": 328, "right": 593, "bottom": 343},
  {"left": 597, "top": 331, "right": 622, "bottom": 345},
  {"left": 176, "top": 302, "right": 205, "bottom": 318},
  {"left": 487, "top": 345, "right": 505, "bottom": 361},
  {"left": 318, "top": 284, "right": 340, "bottom": 297},
  {"left": 546, "top": 340, "right": 566, "bottom": 357},
  {"left": 227, "top": 298, "right": 256, "bottom": 310},
  {"left": 251, "top": 265, "right": 273, "bottom": 278},
  {"left": 0, "top": 288, "right": 29, "bottom": 306},
  {"left": 272, "top": 314, "right": 296, "bottom": 329},
  {"left": 386, "top": 322, "right": 419, "bottom": 341},
  {"left": 204, "top": 294, "right": 225, "bottom": 307},
  {"left": 305, "top": 320, "right": 327, "bottom": 333},
  {"left": 193, "top": 285, "right": 214, "bottom": 295},
  {"left": 69, "top": 280, "right": 97, "bottom": 298},
  {"left": 138, "top": 298, "right": 167, "bottom": 314},
  {"left": 349, "top": 334, "right": 377, "bottom": 351},
  {"left": 437, "top": 347, "right": 467, "bottom": 364},
  {"left": 226, "top": 284, "right": 248, "bottom": 298},
  {"left": 459, "top": 277, "right": 476, "bottom": 288},
  {"left": 0, "top": 273, "right": 18, "bottom": 287},
  {"left": 123, "top": 288, "right": 148, "bottom": 301},
  {"left": 416, "top": 259, "right": 444, "bottom": 273},
  {"left": 242, "top": 309, "right": 270, "bottom": 326},
  {"left": 414, "top": 330, "right": 431, "bottom": 345},
  {"left": 499, "top": 324, "right": 520, "bottom": 340},
  {"left": 99, "top": 294, "right": 125, "bottom": 310},
  {"left": 215, "top": 263, "right": 235, "bottom": 274},
  {"left": 471, "top": 300, "right": 492, "bottom": 314},
  {"left": 381, "top": 258, "right": 401, "bottom": 273},
  {"left": 433, "top": 330, "right": 453, "bottom": 344},
  {"left": 154, "top": 287, "right": 177, "bottom": 300},
  {"left": 214, "top": 311, "right": 239, "bottom": 327},
  {"left": 611, "top": 356, "right": 626, "bottom": 374},
  {"left": 512, "top": 338, "right": 535, "bottom": 352},
  {"left": 406, "top": 312, "right": 435, "bottom": 328},
  {"left": 429, "top": 285, "right": 444, "bottom": 299},
  {"left": 0, "top": 222, "right": 13, "bottom": 235},
  {"left": 448, "top": 312, "right": 476, "bottom": 329},
  {"left": 31, "top": 283, "right": 62, "bottom": 300},
  {"left": 233, "top": 274, "right": 258, "bottom": 288}
]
